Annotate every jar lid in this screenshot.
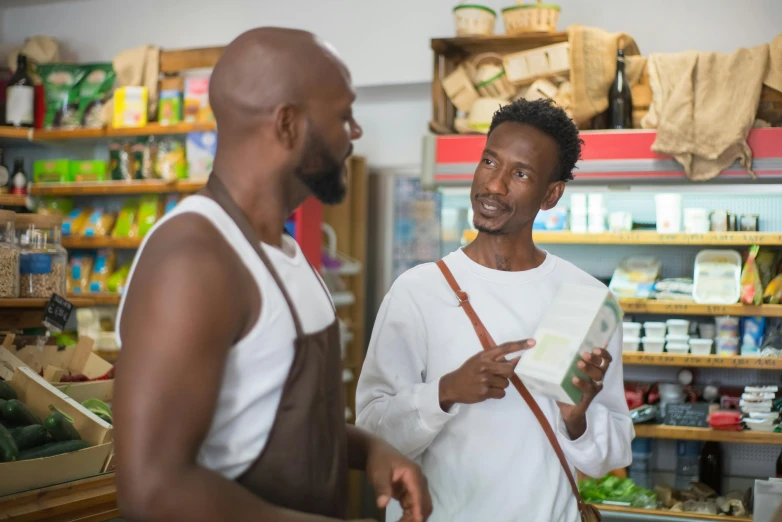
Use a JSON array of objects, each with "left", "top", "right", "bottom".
[
  {"left": 15, "top": 213, "right": 63, "bottom": 228},
  {"left": 0, "top": 210, "right": 16, "bottom": 222}
]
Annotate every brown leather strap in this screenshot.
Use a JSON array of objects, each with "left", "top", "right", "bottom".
[{"left": 435, "top": 259, "right": 587, "bottom": 511}]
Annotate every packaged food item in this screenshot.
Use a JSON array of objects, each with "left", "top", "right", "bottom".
[
  {"left": 38, "top": 64, "right": 85, "bottom": 129},
  {"left": 109, "top": 142, "right": 123, "bottom": 180},
  {"left": 186, "top": 131, "right": 216, "bottom": 179},
  {"left": 62, "top": 208, "right": 91, "bottom": 237},
  {"left": 112, "top": 199, "right": 138, "bottom": 239},
  {"left": 756, "top": 250, "right": 779, "bottom": 289},
  {"left": 533, "top": 206, "right": 567, "bottom": 231},
  {"left": 137, "top": 195, "right": 161, "bottom": 237},
  {"left": 164, "top": 194, "right": 180, "bottom": 215},
  {"left": 156, "top": 138, "right": 187, "bottom": 181},
  {"left": 69, "top": 160, "right": 107, "bottom": 183},
  {"left": 89, "top": 249, "right": 116, "bottom": 293},
  {"left": 609, "top": 256, "right": 661, "bottom": 299},
  {"left": 130, "top": 140, "right": 145, "bottom": 179},
  {"left": 693, "top": 250, "right": 742, "bottom": 305},
  {"left": 0, "top": 210, "right": 20, "bottom": 298},
  {"left": 715, "top": 316, "right": 740, "bottom": 338},
  {"left": 68, "top": 254, "right": 94, "bottom": 294},
  {"left": 740, "top": 245, "right": 763, "bottom": 306},
  {"left": 158, "top": 89, "right": 182, "bottom": 125},
  {"left": 37, "top": 197, "right": 74, "bottom": 219},
  {"left": 77, "top": 64, "right": 115, "bottom": 128},
  {"left": 764, "top": 274, "right": 782, "bottom": 304},
  {"left": 16, "top": 214, "right": 68, "bottom": 299},
  {"left": 740, "top": 316, "right": 766, "bottom": 356},
  {"left": 107, "top": 263, "right": 131, "bottom": 294},
  {"left": 515, "top": 283, "right": 623, "bottom": 405},
  {"left": 82, "top": 210, "right": 115, "bottom": 238},
  {"left": 141, "top": 136, "right": 157, "bottom": 179},
  {"left": 33, "top": 159, "right": 70, "bottom": 183},
  {"left": 184, "top": 77, "right": 212, "bottom": 123},
  {"left": 112, "top": 86, "right": 148, "bottom": 128}
]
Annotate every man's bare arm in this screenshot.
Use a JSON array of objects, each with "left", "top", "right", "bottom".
[{"left": 115, "top": 215, "right": 361, "bottom": 522}]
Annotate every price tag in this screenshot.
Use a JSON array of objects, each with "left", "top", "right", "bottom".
[{"left": 42, "top": 294, "right": 74, "bottom": 333}]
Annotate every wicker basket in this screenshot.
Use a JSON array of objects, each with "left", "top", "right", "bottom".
[
  {"left": 442, "top": 65, "right": 481, "bottom": 113},
  {"left": 469, "top": 53, "right": 517, "bottom": 100},
  {"left": 453, "top": 4, "right": 497, "bottom": 37},
  {"left": 502, "top": 0, "right": 560, "bottom": 35}
]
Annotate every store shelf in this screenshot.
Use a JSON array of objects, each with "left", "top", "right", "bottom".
[
  {"left": 620, "top": 299, "right": 782, "bottom": 317},
  {"left": 0, "top": 297, "right": 96, "bottom": 308},
  {"left": 0, "top": 126, "right": 33, "bottom": 141},
  {"left": 30, "top": 179, "right": 206, "bottom": 196},
  {"left": 534, "top": 231, "right": 782, "bottom": 246},
  {"left": 63, "top": 237, "right": 143, "bottom": 249},
  {"left": 598, "top": 504, "right": 751, "bottom": 521},
  {"left": 624, "top": 352, "right": 782, "bottom": 370},
  {"left": 634, "top": 424, "right": 782, "bottom": 445},
  {"left": 18, "top": 122, "right": 217, "bottom": 142},
  {"left": 67, "top": 293, "right": 122, "bottom": 306},
  {"left": 332, "top": 291, "right": 356, "bottom": 308},
  {"left": 0, "top": 194, "right": 27, "bottom": 206}
]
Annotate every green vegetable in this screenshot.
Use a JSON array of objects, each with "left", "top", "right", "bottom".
[
  {"left": 0, "top": 381, "right": 17, "bottom": 401},
  {"left": 44, "top": 411, "right": 81, "bottom": 442},
  {"left": 81, "top": 398, "right": 112, "bottom": 424},
  {"left": 12, "top": 424, "right": 51, "bottom": 451},
  {"left": 0, "top": 424, "right": 18, "bottom": 462},
  {"left": 579, "top": 475, "right": 657, "bottom": 508},
  {"left": 18, "top": 440, "right": 90, "bottom": 460},
  {"left": 2, "top": 400, "right": 42, "bottom": 426}
]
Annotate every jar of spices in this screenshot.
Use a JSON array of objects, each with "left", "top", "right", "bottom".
[
  {"left": 0, "top": 210, "right": 20, "bottom": 298},
  {"left": 16, "top": 213, "right": 67, "bottom": 299}
]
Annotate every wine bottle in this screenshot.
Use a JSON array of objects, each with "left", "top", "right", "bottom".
[
  {"left": 5, "top": 54, "right": 34, "bottom": 128},
  {"left": 11, "top": 157, "right": 27, "bottom": 195},
  {"left": 608, "top": 48, "right": 633, "bottom": 129},
  {"left": 699, "top": 441, "right": 723, "bottom": 495}
]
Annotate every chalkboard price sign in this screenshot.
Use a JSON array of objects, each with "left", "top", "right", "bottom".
[
  {"left": 664, "top": 403, "right": 712, "bottom": 428},
  {"left": 43, "top": 294, "right": 74, "bottom": 333}
]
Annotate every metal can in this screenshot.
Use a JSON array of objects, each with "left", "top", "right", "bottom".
[
  {"left": 728, "top": 213, "right": 738, "bottom": 232},
  {"left": 710, "top": 210, "right": 728, "bottom": 232},
  {"left": 740, "top": 214, "right": 759, "bottom": 232}
]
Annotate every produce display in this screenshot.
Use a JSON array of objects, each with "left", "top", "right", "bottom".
[{"left": 579, "top": 475, "right": 656, "bottom": 508}]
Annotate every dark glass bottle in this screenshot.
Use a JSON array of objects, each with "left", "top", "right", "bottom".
[
  {"left": 699, "top": 441, "right": 723, "bottom": 495},
  {"left": 608, "top": 48, "right": 633, "bottom": 129},
  {"left": 11, "top": 157, "right": 27, "bottom": 195},
  {"left": 5, "top": 54, "right": 34, "bottom": 128},
  {"left": 776, "top": 449, "right": 782, "bottom": 478}
]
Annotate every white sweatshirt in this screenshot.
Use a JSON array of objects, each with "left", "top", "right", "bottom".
[{"left": 356, "top": 249, "right": 633, "bottom": 522}]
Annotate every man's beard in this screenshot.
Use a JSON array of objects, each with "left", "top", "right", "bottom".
[
  {"left": 473, "top": 220, "right": 506, "bottom": 235},
  {"left": 295, "top": 131, "right": 348, "bottom": 205}
]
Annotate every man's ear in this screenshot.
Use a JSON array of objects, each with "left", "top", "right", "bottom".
[
  {"left": 273, "top": 105, "right": 301, "bottom": 150},
  {"left": 541, "top": 181, "right": 566, "bottom": 211}
]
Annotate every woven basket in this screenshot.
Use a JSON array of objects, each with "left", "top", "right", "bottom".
[
  {"left": 469, "top": 54, "right": 517, "bottom": 100},
  {"left": 502, "top": 0, "right": 560, "bottom": 35},
  {"left": 453, "top": 4, "right": 497, "bottom": 36}
]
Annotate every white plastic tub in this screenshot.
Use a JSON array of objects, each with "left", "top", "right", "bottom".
[
  {"left": 693, "top": 250, "right": 742, "bottom": 305},
  {"left": 690, "top": 338, "right": 714, "bottom": 355},
  {"left": 666, "top": 343, "right": 690, "bottom": 354},
  {"left": 715, "top": 316, "right": 740, "bottom": 338},
  {"left": 666, "top": 319, "right": 690, "bottom": 336},
  {"left": 644, "top": 322, "right": 667, "bottom": 338},
  {"left": 623, "top": 322, "right": 642, "bottom": 338},
  {"left": 642, "top": 337, "right": 665, "bottom": 353},
  {"left": 655, "top": 193, "right": 683, "bottom": 233},
  {"left": 623, "top": 337, "right": 641, "bottom": 353},
  {"left": 666, "top": 334, "right": 691, "bottom": 344}
]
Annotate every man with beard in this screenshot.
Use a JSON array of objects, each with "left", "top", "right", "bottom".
[
  {"left": 114, "top": 28, "right": 432, "bottom": 522},
  {"left": 357, "top": 99, "right": 633, "bottom": 522}
]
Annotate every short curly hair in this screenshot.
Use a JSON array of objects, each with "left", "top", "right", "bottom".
[{"left": 487, "top": 98, "right": 583, "bottom": 182}]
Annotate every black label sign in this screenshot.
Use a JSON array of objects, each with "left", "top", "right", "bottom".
[
  {"left": 664, "top": 403, "right": 711, "bottom": 428},
  {"left": 43, "top": 294, "right": 74, "bottom": 333}
]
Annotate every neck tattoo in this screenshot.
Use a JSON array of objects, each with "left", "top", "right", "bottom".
[{"left": 495, "top": 254, "right": 511, "bottom": 271}]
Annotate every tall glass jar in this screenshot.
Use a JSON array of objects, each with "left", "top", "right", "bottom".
[
  {"left": 16, "top": 213, "right": 67, "bottom": 299},
  {"left": 0, "top": 210, "right": 20, "bottom": 298}
]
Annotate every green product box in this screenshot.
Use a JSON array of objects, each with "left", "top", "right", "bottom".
[
  {"left": 158, "top": 90, "right": 183, "bottom": 125},
  {"left": 33, "top": 159, "right": 71, "bottom": 183},
  {"left": 69, "top": 160, "right": 107, "bottom": 183}
]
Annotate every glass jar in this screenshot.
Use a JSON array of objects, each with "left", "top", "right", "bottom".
[
  {"left": 0, "top": 210, "right": 20, "bottom": 298},
  {"left": 16, "top": 213, "right": 67, "bottom": 299}
]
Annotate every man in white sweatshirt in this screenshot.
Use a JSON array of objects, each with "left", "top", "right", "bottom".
[{"left": 357, "top": 99, "right": 633, "bottom": 522}]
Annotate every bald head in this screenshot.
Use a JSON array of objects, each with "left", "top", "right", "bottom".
[{"left": 209, "top": 27, "right": 349, "bottom": 131}]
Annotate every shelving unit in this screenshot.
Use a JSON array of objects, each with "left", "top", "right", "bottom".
[
  {"left": 463, "top": 229, "right": 782, "bottom": 246},
  {"left": 62, "top": 237, "right": 143, "bottom": 249},
  {"left": 634, "top": 425, "right": 782, "bottom": 445},
  {"left": 619, "top": 300, "right": 782, "bottom": 318},
  {"left": 67, "top": 293, "right": 121, "bottom": 306},
  {"left": 598, "top": 504, "right": 751, "bottom": 522},
  {"left": 623, "top": 352, "right": 782, "bottom": 370},
  {"left": 0, "top": 194, "right": 27, "bottom": 207},
  {"left": 0, "top": 121, "right": 216, "bottom": 143},
  {"left": 30, "top": 179, "right": 206, "bottom": 196}
]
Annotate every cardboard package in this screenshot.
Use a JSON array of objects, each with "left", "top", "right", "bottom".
[
  {"left": 515, "top": 283, "right": 623, "bottom": 405},
  {"left": 0, "top": 367, "right": 113, "bottom": 496}
]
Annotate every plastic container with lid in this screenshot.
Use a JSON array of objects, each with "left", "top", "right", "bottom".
[
  {"left": 16, "top": 213, "right": 67, "bottom": 299},
  {"left": 642, "top": 337, "right": 665, "bottom": 353},
  {"left": 690, "top": 338, "right": 714, "bottom": 355},
  {"left": 644, "top": 321, "right": 667, "bottom": 338},
  {"left": 715, "top": 316, "right": 740, "bottom": 338},
  {"left": 0, "top": 210, "right": 20, "bottom": 298},
  {"left": 666, "top": 343, "right": 690, "bottom": 354},
  {"left": 623, "top": 322, "right": 642, "bottom": 338},
  {"left": 666, "top": 319, "right": 690, "bottom": 336},
  {"left": 623, "top": 337, "right": 640, "bottom": 353},
  {"left": 693, "top": 250, "right": 742, "bottom": 304}
]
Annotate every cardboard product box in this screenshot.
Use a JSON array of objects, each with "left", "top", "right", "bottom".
[
  {"left": 33, "top": 159, "right": 70, "bottom": 183},
  {"left": 69, "top": 160, "right": 107, "bottom": 183},
  {"left": 515, "top": 283, "right": 623, "bottom": 405},
  {"left": 0, "top": 367, "right": 113, "bottom": 496}
]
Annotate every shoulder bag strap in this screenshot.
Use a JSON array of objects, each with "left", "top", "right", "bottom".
[{"left": 435, "top": 259, "right": 589, "bottom": 514}]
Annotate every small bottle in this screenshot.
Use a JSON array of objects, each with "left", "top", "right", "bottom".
[
  {"left": 776, "top": 449, "right": 782, "bottom": 478},
  {"left": 11, "top": 158, "right": 27, "bottom": 195},
  {"left": 0, "top": 149, "right": 9, "bottom": 194},
  {"left": 5, "top": 54, "right": 35, "bottom": 128},
  {"left": 675, "top": 440, "right": 701, "bottom": 491},
  {"left": 699, "top": 441, "right": 723, "bottom": 495},
  {"left": 608, "top": 47, "right": 633, "bottom": 129}
]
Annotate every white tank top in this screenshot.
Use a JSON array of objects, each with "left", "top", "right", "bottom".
[{"left": 116, "top": 195, "right": 336, "bottom": 479}]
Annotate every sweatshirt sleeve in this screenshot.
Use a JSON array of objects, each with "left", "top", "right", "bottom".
[
  {"left": 554, "top": 327, "right": 634, "bottom": 478},
  {"left": 356, "top": 293, "right": 459, "bottom": 460}
]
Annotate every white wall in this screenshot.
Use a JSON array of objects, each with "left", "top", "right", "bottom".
[{"left": 1, "top": 0, "right": 780, "bottom": 167}]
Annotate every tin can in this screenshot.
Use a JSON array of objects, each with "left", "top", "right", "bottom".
[
  {"left": 740, "top": 214, "right": 759, "bottom": 232},
  {"left": 728, "top": 213, "right": 738, "bottom": 232},
  {"left": 710, "top": 210, "right": 728, "bottom": 232}
]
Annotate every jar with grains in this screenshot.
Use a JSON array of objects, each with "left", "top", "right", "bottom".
[
  {"left": 16, "top": 213, "right": 67, "bottom": 299},
  {"left": 0, "top": 210, "right": 20, "bottom": 298}
]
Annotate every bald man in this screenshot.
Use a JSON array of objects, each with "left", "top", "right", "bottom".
[{"left": 114, "top": 28, "right": 432, "bottom": 522}]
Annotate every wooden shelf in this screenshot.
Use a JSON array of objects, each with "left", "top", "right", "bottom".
[
  {"left": 30, "top": 179, "right": 206, "bottom": 196},
  {"left": 432, "top": 32, "right": 568, "bottom": 56},
  {"left": 0, "top": 194, "right": 27, "bottom": 206},
  {"left": 623, "top": 352, "right": 782, "bottom": 370},
  {"left": 0, "top": 126, "right": 33, "bottom": 141},
  {"left": 63, "top": 237, "right": 143, "bottom": 249},
  {"left": 620, "top": 299, "right": 782, "bottom": 317},
  {"left": 13, "top": 122, "right": 217, "bottom": 142},
  {"left": 67, "top": 293, "right": 121, "bottom": 306},
  {"left": 634, "top": 424, "right": 782, "bottom": 445},
  {"left": 598, "top": 504, "right": 751, "bottom": 521},
  {"left": 534, "top": 230, "right": 782, "bottom": 246},
  {"left": 0, "top": 297, "right": 95, "bottom": 308}
]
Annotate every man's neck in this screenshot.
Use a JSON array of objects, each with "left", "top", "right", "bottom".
[{"left": 462, "top": 227, "right": 546, "bottom": 272}]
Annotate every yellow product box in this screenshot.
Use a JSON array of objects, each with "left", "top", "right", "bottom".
[{"left": 112, "top": 86, "right": 148, "bottom": 128}]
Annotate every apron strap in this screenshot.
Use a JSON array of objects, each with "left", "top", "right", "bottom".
[
  {"left": 435, "top": 259, "right": 587, "bottom": 511},
  {"left": 207, "top": 174, "right": 305, "bottom": 337}
]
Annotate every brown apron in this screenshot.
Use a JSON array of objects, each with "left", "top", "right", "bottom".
[{"left": 207, "top": 174, "right": 348, "bottom": 519}]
